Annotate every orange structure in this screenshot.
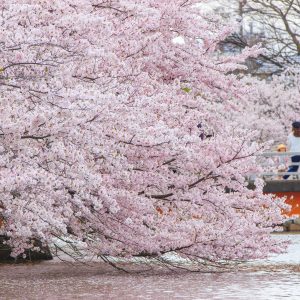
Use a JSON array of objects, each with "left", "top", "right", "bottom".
[
  {"left": 272, "top": 192, "right": 300, "bottom": 217},
  {"left": 262, "top": 180, "right": 300, "bottom": 218}
]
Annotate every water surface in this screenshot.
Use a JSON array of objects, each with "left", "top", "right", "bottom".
[{"left": 1, "top": 235, "right": 300, "bottom": 300}]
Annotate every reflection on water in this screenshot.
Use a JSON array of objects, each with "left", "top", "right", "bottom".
[{"left": 1, "top": 235, "right": 300, "bottom": 300}]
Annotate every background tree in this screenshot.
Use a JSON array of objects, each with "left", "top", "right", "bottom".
[
  {"left": 215, "top": 0, "right": 300, "bottom": 75},
  {"left": 244, "top": 0, "right": 300, "bottom": 60},
  {"left": 0, "top": 0, "right": 286, "bottom": 267}
]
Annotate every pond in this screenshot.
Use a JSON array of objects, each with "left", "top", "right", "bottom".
[{"left": 1, "top": 234, "right": 300, "bottom": 300}]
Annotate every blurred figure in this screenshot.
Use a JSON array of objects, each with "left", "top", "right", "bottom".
[
  {"left": 283, "top": 121, "right": 300, "bottom": 179},
  {"left": 276, "top": 144, "right": 287, "bottom": 179}
]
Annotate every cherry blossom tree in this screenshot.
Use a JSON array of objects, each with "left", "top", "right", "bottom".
[{"left": 0, "top": 0, "right": 287, "bottom": 266}]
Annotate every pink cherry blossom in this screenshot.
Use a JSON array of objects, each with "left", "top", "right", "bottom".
[{"left": 0, "top": 0, "right": 287, "bottom": 262}]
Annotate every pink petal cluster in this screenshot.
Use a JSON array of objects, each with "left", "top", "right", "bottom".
[{"left": 239, "top": 69, "right": 300, "bottom": 144}]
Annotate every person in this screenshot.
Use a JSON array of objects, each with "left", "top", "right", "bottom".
[
  {"left": 277, "top": 143, "right": 287, "bottom": 152},
  {"left": 276, "top": 144, "right": 287, "bottom": 179},
  {"left": 283, "top": 121, "right": 300, "bottom": 179}
]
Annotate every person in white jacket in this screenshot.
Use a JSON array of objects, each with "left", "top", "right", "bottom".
[{"left": 283, "top": 121, "right": 300, "bottom": 179}]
